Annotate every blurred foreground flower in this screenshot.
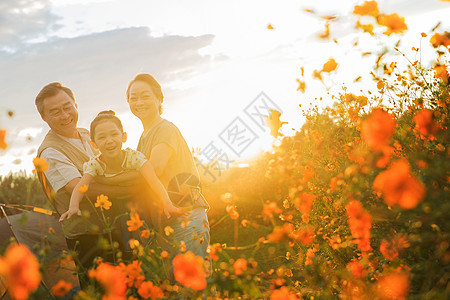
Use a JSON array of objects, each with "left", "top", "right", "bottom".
[
  {"left": 0, "top": 244, "right": 41, "bottom": 300},
  {"left": 0, "top": 129, "right": 7, "bottom": 149},
  {"left": 270, "top": 286, "right": 299, "bottom": 300},
  {"left": 50, "top": 280, "right": 73, "bottom": 297},
  {"left": 413, "top": 109, "right": 440, "bottom": 137},
  {"left": 346, "top": 200, "right": 372, "bottom": 252},
  {"left": 32, "top": 157, "right": 49, "bottom": 173},
  {"left": 353, "top": 1, "right": 379, "bottom": 17},
  {"left": 89, "top": 263, "right": 127, "bottom": 299},
  {"left": 377, "top": 13, "right": 408, "bottom": 36},
  {"left": 233, "top": 258, "right": 247, "bottom": 275},
  {"left": 226, "top": 204, "right": 239, "bottom": 219},
  {"left": 173, "top": 251, "right": 206, "bottom": 290},
  {"left": 138, "top": 281, "right": 164, "bottom": 299},
  {"left": 376, "top": 271, "right": 410, "bottom": 299},
  {"left": 361, "top": 109, "right": 396, "bottom": 151},
  {"left": 373, "top": 159, "right": 425, "bottom": 209},
  {"left": 430, "top": 31, "right": 450, "bottom": 48}
]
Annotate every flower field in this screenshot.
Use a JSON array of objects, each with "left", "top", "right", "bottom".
[{"left": 0, "top": 1, "right": 449, "bottom": 299}]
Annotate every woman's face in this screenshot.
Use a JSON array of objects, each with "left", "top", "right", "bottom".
[{"left": 128, "top": 81, "right": 161, "bottom": 121}]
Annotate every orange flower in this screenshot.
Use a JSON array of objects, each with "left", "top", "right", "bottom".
[
  {"left": 346, "top": 200, "right": 372, "bottom": 252},
  {"left": 380, "top": 235, "right": 409, "bottom": 261},
  {"left": 208, "top": 243, "right": 222, "bottom": 261},
  {"left": 263, "top": 201, "right": 282, "bottom": 217},
  {"left": 89, "top": 263, "right": 127, "bottom": 299},
  {"left": 321, "top": 58, "right": 338, "bottom": 73},
  {"left": 305, "top": 248, "right": 315, "bottom": 265},
  {"left": 294, "top": 192, "right": 314, "bottom": 214},
  {"left": 127, "top": 213, "right": 144, "bottom": 232},
  {"left": 361, "top": 109, "right": 396, "bottom": 151},
  {"left": 138, "top": 281, "right": 164, "bottom": 299},
  {"left": 347, "top": 261, "right": 367, "bottom": 278},
  {"left": 226, "top": 205, "right": 239, "bottom": 220},
  {"left": 233, "top": 258, "right": 247, "bottom": 275},
  {"left": 430, "top": 31, "right": 450, "bottom": 48},
  {"left": 296, "top": 79, "right": 306, "bottom": 93},
  {"left": 50, "top": 280, "right": 73, "bottom": 297},
  {"left": 291, "top": 226, "right": 315, "bottom": 245},
  {"left": 353, "top": 1, "right": 379, "bottom": 17},
  {"left": 118, "top": 260, "right": 145, "bottom": 289},
  {"left": 0, "top": 244, "right": 41, "bottom": 300},
  {"left": 95, "top": 194, "right": 112, "bottom": 210},
  {"left": 267, "top": 223, "right": 295, "bottom": 242},
  {"left": 32, "top": 157, "right": 49, "bottom": 173},
  {"left": 356, "top": 20, "right": 374, "bottom": 35},
  {"left": 267, "top": 24, "right": 274, "bottom": 30},
  {"left": 173, "top": 252, "right": 206, "bottom": 290},
  {"left": 270, "top": 286, "right": 299, "bottom": 300},
  {"left": 0, "top": 129, "right": 7, "bottom": 149},
  {"left": 414, "top": 109, "right": 440, "bottom": 137},
  {"left": 376, "top": 271, "right": 410, "bottom": 300},
  {"left": 141, "top": 229, "right": 150, "bottom": 239},
  {"left": 433, "top": 64, "right": 449, "bottom": 84},
  {"left": 377, "top": 80, "right": 385, "bottom": 90},
  {"left": 373, "top": 159, "right": 426, "bottom": 209},
  {"left": 77, "top": 184, "right": 89, "bottom": 193},
  {"left": 377, "top": 13, "right": 408, "bottom": 36}
]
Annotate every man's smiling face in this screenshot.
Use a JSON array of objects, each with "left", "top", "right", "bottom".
[{"left": 41, "top": 90, "right": 79, "bottom": 138}]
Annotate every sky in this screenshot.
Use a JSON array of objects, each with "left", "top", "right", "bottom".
[{"left": 0, "top": 0, "right": 449, "bottom": 176}]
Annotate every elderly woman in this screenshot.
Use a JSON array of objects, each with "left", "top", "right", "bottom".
[{"left": 126, "top": 73, "right": 210, "bottom": 260}]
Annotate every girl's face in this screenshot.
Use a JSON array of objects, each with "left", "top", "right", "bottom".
[
  {"left": 92, "top": 120, "right": 126, "bottom": 159},
  {"left": 128, "top": 81, "right": 161, "bottom": 121}
]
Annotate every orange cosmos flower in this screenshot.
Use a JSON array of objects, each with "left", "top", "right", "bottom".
[
  {"left": 380, "top": 235, "right": 410, "bottom": 261},
  {"left": 377, "top": 13, "right": 408, "bottom": 36},
  {"left": 305, "top": 248, "right": 315, "bottom": 266},
  {"left": 226, "top": 205, "right": 239, "bottom": 220},
  {"left": 233, "top": 258, "right": 247, "bottom": 275},
  {"left": 141, "top": 229, "right": 150, "bottom": 239},
  {"left": 95, "top": 194, "right": 112, "bottom": 210},
  {"left": 77, "top": 184, "right": 89, "bottom": 193},
  {"left": 430, "top": 31, "right": 450, "bottom": 48},
  {"left": 361, "top": 108, "right": 396, "bottom": 151},
  {"left": 294, "top": 192, "right": 314, "bottom": 214},
  {"left": 296, "top": 79, "right": 306, "bottom": 93},
  {"left": 377, "top": 80, "right": 385, "bottom": 90},
  {"left": 0, "top": 129, "right": 7, "bottom": 149},
  {"left": 376, "top": 271, "right": 410, "bottom": 300},
  {"left": 414, "top": 109, "right": 440, "bottom": 137},
  {"left": 267, "top": 223, "right": 295, "bottom": 242},
  {"left": 373, "top": 159, "right": 426, "bottom": 209},
  {"left": 50, "top": 280, "right": 73, "bottom": 297},
  {"left": 321, "top": 58, "right": 338, "bottom": 73},
  {"left": 346, "top": 200, "right": 372, "bottom": 252},
  {"left": 0, "top": 244, "right": 41, "bottom": 300},
  {"left": 270, "top": 286, "right": 299, "bottom": 300},
  {"left": 89, "top": 263, "right": 127, "bottom": 299},
  {"left": 267, "top": 24, "right": 274, "bottom": 30},
  {"left": 353, "top": 1, "right": 379, "bottom": 17},
  {"left": 291, "top": 226, "right": 315, "bottom": 245},
  {"left": 356, "top": 20, "right": 374, "bottom": 35},
  {"left": 347, "top": 260, "right": 367, "bottom": 278},
  {"left": 433, "top": 64, "right": 449, "bottom": 84},
  {"left": 173, "top": 251, "right": 206, "bottom": 290},
  {"left": 138, "top": 281, "right": 164, "bottom": 299},
  {"left": 127, "top": 213, "right": 144, "bottom": 232},
  {"left": 32, "top": 157, "right": 49, "bottom": 173},
  {"left": 208, "top": 243, "right": 222, "bottom": 261},
  {"left": 263, "top": 201, "right": 282, "bottom": 217},
  {"left": 117, "top": 260, "right": 145, "bottom": 289}
]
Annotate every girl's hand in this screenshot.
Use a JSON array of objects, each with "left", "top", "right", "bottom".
[
  {"left": 59, "top": 207, "right": 82, "bottom": 222},
  {"left": 163, "top": 203, "right": 187, "bottom": 219}
]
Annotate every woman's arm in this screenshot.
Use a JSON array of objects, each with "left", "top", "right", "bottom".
[
  {"left": 139, "top": 161, "right": 183, "bottom": 218},
  {"left": 59, "top": 173, "right": 94, "bottom": 221}
]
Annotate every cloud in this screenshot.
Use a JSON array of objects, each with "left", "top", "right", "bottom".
[
  {"left": 0, "top": 26, "right": 217, "bottom": 160},
  {"left": 0, "top": 0, "right": 61, "bottom": 51}
]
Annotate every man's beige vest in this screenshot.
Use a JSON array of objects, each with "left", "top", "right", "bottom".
[{"left": 37, "top": 129, "right": 104, "bottom": 238}]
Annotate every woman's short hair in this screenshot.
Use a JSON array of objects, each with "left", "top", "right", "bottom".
[
  {"left": 35, "top": 82, "right": 76, "bottom": 116},
  {"left": 126, "top": 73, "right": 164, "bottom": 115}
]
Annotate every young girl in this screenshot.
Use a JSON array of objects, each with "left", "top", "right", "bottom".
[{"left": 59, "top": 110, "right": 182, "bottom": 222}]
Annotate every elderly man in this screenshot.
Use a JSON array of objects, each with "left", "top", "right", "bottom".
[{"left": 35, "top": 82, "right": 140, "bottom": 284}]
